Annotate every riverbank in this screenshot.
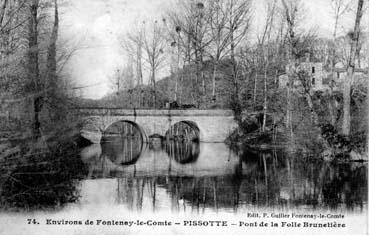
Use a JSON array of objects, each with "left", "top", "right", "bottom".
[
  {"left": 0, "top": 131, "right": 89, "bottom": 211},
  {"left": 226, "top": 117, "right": 368, "bottom": 162}
]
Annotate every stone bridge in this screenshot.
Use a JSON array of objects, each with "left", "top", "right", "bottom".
[{"left": 79, "top": 108, "right": 240, "bottom": 143}]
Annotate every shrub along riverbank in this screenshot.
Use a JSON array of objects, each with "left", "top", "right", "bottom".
[
  {"left": 0, "top": 115, "right": 90, "bottom": 210},
  {"left": 0, "top": 133, "right": 89, "bottom": 210},
  {"left": 227, "top": 90, "right": 368, "bottom": 162}
]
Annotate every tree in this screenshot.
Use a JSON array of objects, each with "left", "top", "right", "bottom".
[
  {"left": 123, "top": 20, "right": 167, "bottom": 108},
  {"left": 0, "top": 0, "right": 28, "bottom": 94},
  {"left": 257, "top": 0, "right": 277, "bottom": 132},
  {"left": 281, "top": 0, "right": 301, "bottom": 131},
  {"left": 123, "top": 22, "right": 145, "bottom": 107},
  {"left": 44, "top": 0, "right": 59, "bottom": 118},
  {"left": 1, "top": 0, "right": 69, "bottom": 137},
  {"left": 142, "top": 20, "right": 166, "bottom": 108},
  {"left": 207, "top": 0, "right": 251, "bottom": 102},
  {"left": 27, "top": 0, "right": 42, "bottom": 138},
  {"left": 166, "top": 0, "right": 213, "bottom": 106},
  {"left": 162, "top": 17, "right": 181, "bottom": 103},
  {"left": 325, "top": 0, "right": 356, "bottom": 127},
  {"left": 280, "top": 0, "right": 323, "bottom": 145},
  {"left": 331, "top": 0, "right": 352, "bottom": 67},
  {"left": 123, "top": 22, "right": 144, "bottom": 87},
  {"left": 109, "top": 65, "right": 135, "bottom": 94},
  {"left": 342, "top": 0, "right": 365, "bottom": 136}
]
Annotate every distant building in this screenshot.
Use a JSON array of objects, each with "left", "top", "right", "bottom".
[
  {"left": 331, "top": 67, "right": 368, "bottom": 90},
  {"left": 278, "top": 60, "right": 327, "bottom": 92},
  {"left": 279, "top": 59, "right": 368, "bottom": 93}
]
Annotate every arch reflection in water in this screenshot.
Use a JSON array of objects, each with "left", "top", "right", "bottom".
[
  {"left": 165, "top": 139, "right": 200, "bottom": 164},
  {"left": 102, "top": 121, "right": 144, "bottom": 165},
  {"left": 164, "top": 121, "right": 200, "bottom": 164}
]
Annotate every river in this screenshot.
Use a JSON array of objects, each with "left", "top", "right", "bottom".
[{"left": 0, "top": 133, "right": 367, "bottom": 235}]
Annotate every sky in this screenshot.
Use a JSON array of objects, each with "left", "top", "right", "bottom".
[{"left": 59, "top": 0, "right": 365, "bottom": 99}]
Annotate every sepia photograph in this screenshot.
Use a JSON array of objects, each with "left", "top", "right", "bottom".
[{"left": 0, "top": 0, "right": 368, "bottom": 234}]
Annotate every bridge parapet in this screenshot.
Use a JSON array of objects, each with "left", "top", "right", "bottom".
[{"left": 78, "top": 108, "right": 236, "bottom": 117}]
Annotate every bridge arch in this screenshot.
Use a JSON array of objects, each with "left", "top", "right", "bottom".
[
  {"left": 102, "top": 120, "right": 148, "bottom": 143},
  {"left": 165, "top": 120, "right": 201, "bottom": 142},
  {"left": 101, "top": 120, "right": 146, "bottom": 165}
]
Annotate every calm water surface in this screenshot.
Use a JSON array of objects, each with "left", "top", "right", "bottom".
[
  {"left": 76, "top": 133, "right": 368, "bottom": 213},
  {"left": 0, "top": 133, "right": 368, "bottom": 235}
]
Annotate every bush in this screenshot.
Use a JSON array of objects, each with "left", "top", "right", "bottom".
[{"left": 0, "top": 138, "right": 88, "bottom": 210}]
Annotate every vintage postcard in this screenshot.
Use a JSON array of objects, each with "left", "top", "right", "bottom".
[{"left": 0, "top": 0, "right": 368, "bottom": 234}]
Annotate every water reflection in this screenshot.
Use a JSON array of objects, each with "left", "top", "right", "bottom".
[
  {"left": 102, "top": 121, "right": 143, "bottom": 165},
  {"left": 79, "top": 134, "right": 367, "bottom": 213},
  {"left": 164, "top": 121, "right": 201, "bottom": 164},
  {"left": 80, "top": 159, "right": 367, "bottom": 213},
  {"left": 165, "top": 140, "right": 200, "bottom": 164},
  {"left": 1, "top": 132, "right": 367, "bottom": 214}
]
